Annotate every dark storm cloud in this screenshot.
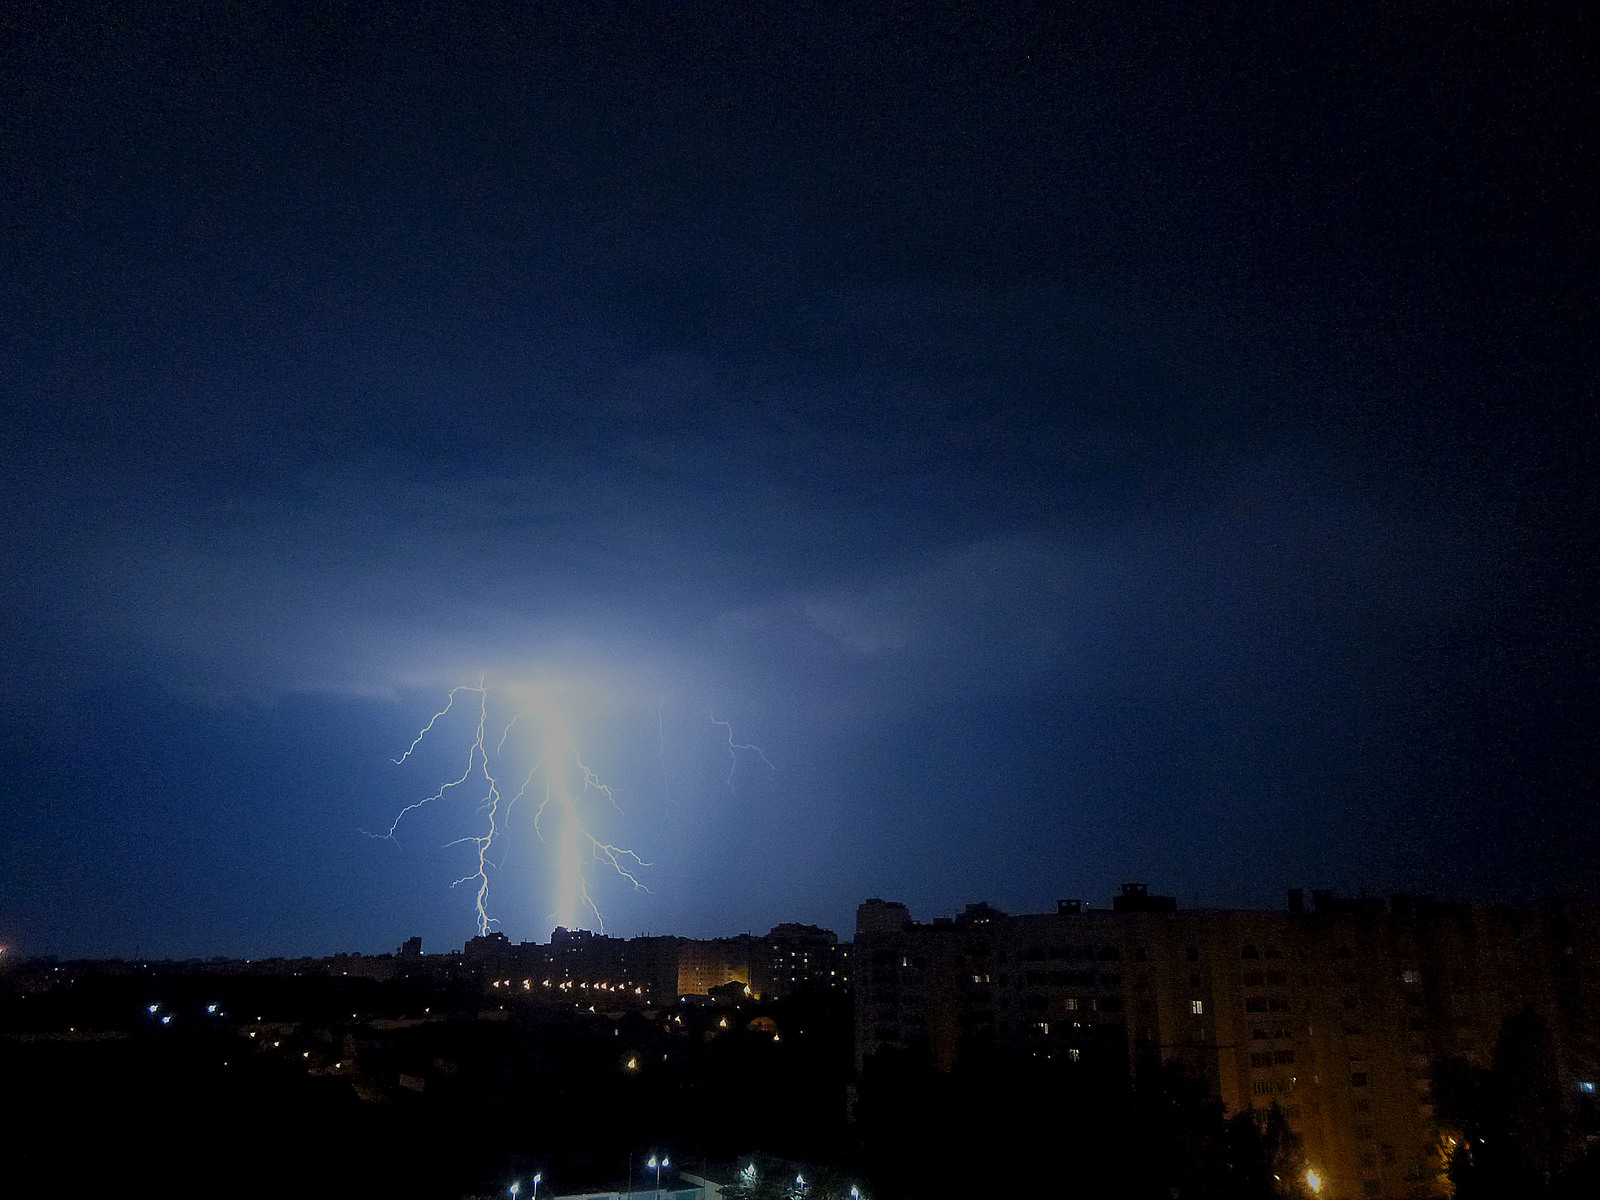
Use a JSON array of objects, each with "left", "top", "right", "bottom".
[
  {"left": 1, "top": 2, "right": 1591, "bottom": 955},
  {"left": 6, "top": 257, "right": 1478, "bottom": 724}
]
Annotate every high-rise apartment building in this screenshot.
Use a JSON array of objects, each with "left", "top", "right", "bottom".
[{"left": 854, "top": 886, "right": 1600, "bottom": 1199}]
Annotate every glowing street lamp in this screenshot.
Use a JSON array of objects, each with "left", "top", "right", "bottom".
[
  {"left": 509, "top": 1183, "right": 520, "bottom": 1200},
  {"left": 532, "top": 1173, "right": 542, "bottom": 1200},
  {"left": 1305, "top": 1168, "right": 1324, "bottom": 1194},
  {"left": 648, "top": 1155, "right": 670, "bottom": 1198}
]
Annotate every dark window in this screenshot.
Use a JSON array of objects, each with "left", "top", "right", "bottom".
[
  {"left": 1270, "top": 998, "right": 1290, "bottom": 1012},
  {"left": 1241, "top": 945, "right": 1260, "bottom": 959},
  {"left": 1351, "top": 1072, "right": 1369, "bottom": 1087},
  {"left": 1246, "top": 998, "right": 1269, "bottom": 1013},
  {"left": 1243, "top": 971, "right": 1266, "bottom": 986},
  {"left": 1266, "top": 971, "right": 1287, "bottom": 985},
  {"left": 1135, "top": 947, "right": 1147, "bottom": 962},
  {"left": 1097, "top": 996, "right": 1122, "bottom": 1013},
  {"left": 1337, "top": 946, "right": 1353, "bottom": 959},
  {"left": 1187, "top": 947, "right": 1200, "bottom": 962},
  {"left": 1274, "top": 1049, "right": 1295, "bottom": 1064},
  {"left": 1097, "top": 946, "right": 1120, "bottom": 961},
  {"left": 1100, "top": 973, "right": 1121, "bottom": 988}
]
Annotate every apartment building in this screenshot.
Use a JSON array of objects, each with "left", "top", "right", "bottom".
[{"left": 854, "top": 886, "right": 1599, "bottom": 1199}]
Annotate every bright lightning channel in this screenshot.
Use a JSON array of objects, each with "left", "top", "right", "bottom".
[{"left": 375, "top": 677, "right": 648, "bottom": 935}]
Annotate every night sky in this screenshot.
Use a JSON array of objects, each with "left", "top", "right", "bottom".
[{"left": 3, "top": 2, "right": 1593, "bottom": 960}]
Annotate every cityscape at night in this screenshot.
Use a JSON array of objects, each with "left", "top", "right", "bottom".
[{"left": 2, "top": 2, "right": 1592, "bottom": 1197}]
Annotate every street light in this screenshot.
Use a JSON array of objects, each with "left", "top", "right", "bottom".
[
  {"left": 532, "top": 1173, "right": 542, "bottom": 1200},
  {"left": 1305, "top": 1168, "right": 1323, "bottom": 1194},
  {"left": 648, "top": 1155, "right": 670, "bottom": 1198},
  {"left": 509, "top": 1183, "right": 520, "bottom": 1199}
]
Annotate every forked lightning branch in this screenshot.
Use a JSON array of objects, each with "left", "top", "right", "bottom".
[{"left": 375, "top": 677, "right": 649, "bottom": 936}]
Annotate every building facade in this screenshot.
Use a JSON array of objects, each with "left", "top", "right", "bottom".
[{"left": 855, "top": 886, "right": 1600, "bottom": 1200}]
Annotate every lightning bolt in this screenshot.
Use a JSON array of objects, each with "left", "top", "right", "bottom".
[
  {"left": 379, "top": 676, "right": 649, "bottom": 937},
  {"left": 710, "top": 708, "right": 775, "bottom": 791}
]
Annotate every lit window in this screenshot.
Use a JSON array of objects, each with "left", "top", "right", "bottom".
[
  {"left": 1191, "top": 1000, "right": 1205, "bottom": 1015},
  {"left": 1580, "top": 1081, "right": 1596, "bottom": 1094}
]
